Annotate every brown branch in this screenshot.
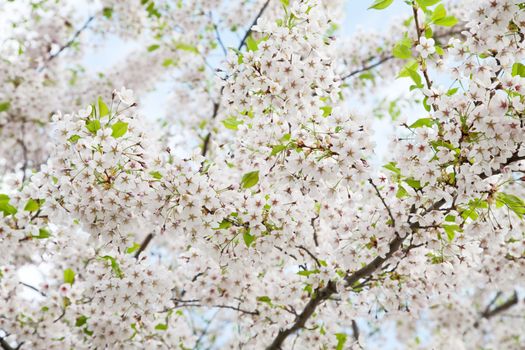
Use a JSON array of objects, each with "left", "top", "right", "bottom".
[
  {"left": 341, "top": 55, "right": 394, "bottom": 81},
  {"left": 201, "top": 0, "right": 271, "bottom": 157},
  {"left": 134, "top": 233, "right": 154, "bottom": 259},
  {"left": 368, "top": 178, "right": 396, "bottom": 226},
  {"left": 0, "top": 337, "right": 15, "bottom": 350},
  {"left": 238, "top": 0, "right": 270, "bottom": 51},
  {"left": 351, "top": 319, "right": 359, "bottom": 342},
  {"left": 39, "top": 15, "right": 95, "bottom": 71},
  {"left": 481, "top": 291, "right": 518, "bottom": 320}
]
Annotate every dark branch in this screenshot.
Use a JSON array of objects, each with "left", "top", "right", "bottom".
[
  {"left": 201, "top": 0, "right": 271, "bottom": 157},
  {"left": 238, "top": 0, "right": 271, "bottom": 51},
  {"left": 134, "top": 233, "right": 154, "bottom": 259},
  {"left": 341, "top": 55, "right": 393, "bottom": 81},
  {"left": 39, "top": 15, "right": 95, "bottom": 71}
]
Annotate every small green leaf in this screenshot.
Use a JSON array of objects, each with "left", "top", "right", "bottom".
[
  {"left": 215, "top": 219, "right": 232, "bottom": 230},
  {"left": 125, "top": 243, "right": 141, "bottom": 254},
  {"left": 415, "top": 0, "right": 440, "bottom": 7},
  {"left": 150, "top": 171, "right": 162, "bottom": 179},
  {"left": 431, "top": 4, "right": 446, "bottom": 21},
  {"left": 33, "top": 228, "right": 51, "bottom": 239},
  {"left": 98, "top": 97, "right": 109, "bottom": 117},
  {"left": 320, "top": 105, "right": 332, "bottom": 117},
  {"left": 147, "top": 44, "right": 160, "bottom": 52},
  {"left": 496, "top": 193, "right": 525, "bottom": 219},
  {"left": 368, "top": 0, "right": 394, "bottom": 10},
  {"left": 512, "top": 63, "right": 525, "bottom": 77},
  {"left": 24, "top": 198, "right": 41, "bottom": 212},
  {"left": 162, "top": 58, "right": 175, "bottom": 67},
  {"left": 392, "top": 37, "right": 412, "bottom": 59},
  {"left": 0, "top": 101, "right": 10, "bottom": 112},
  {"left": 241, "top": 171, "right": 259, "bottom": 189},
  {"left": 335, "top": 333, "right": 348, "bottom": 350},
  {"left": 409, "top": 118, "right": 434, "bottom": 128},
  {"left": 68, "top": 134, "right": 81, "bottom": 143},
  {"left": 102, "top": 7, "right": 113, "bottom": 19},
  {"left": 86, "top": 120, "right": 101, "bottom": 134},
  {"left": 442, "top": 224, "right": 461, "bottom": 241},
  {"left": 0, "top": 194, "right": 17, "bottom": 216},
  {"left": 271, "top": 145, "right": 287, "bottom": 156},
  {"left": 256, "top": 296, "right": 272, "bottom": 305},
  {"left": 155, "top": 323, "right": 168, "bottom": 331},
  {"left": 63, "top": 268, "right": 75, "bottom": 285},
  {"left": 434, "top": 16, "right": 458, "bottom": 27},
  {"left": 243, "top": 229, "right": 255, "bottom": 247},
  {"left": 246, "top": 35, "right": 258, "bottom": 52},
  {"left": 222, "top": 116, "right": 243, "bottom": 130},
  {"left": 111, "top": 121, "right": 128, "bottom": 138},
  {"left": 383, "top": 162, "right": 401, "bottom": 175},
  {"left": 75, "top": 315, "right": 88, "bottom": 327},
  {"left": 101, "top": 256, "right": 124, "bottom": 278},
  {"left": 297, "top": 269, "right": 320, "bottom": 277},
  {"left": 174, "top": 42, "right": 199, "bottom": 54}
]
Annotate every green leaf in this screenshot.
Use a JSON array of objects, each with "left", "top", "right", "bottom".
[
  {"left": 147, "top": 44, "right": 160, "bottom": 52},
  {"left": 512, "top": 63, "right": 525, "bottom": 77},
  {"left": 415, "top": 0, "right": 440, "bottom": 7},
  {"left": 496, "top": 193, "right": 525, "bottom": 219},
  {"left": 368, "top": 0, "right": 394, "bottom": 10},
  {"left": 405, "top": 178, "right": 422, "bottom": 189},
  {"left": 111, "top": 121, "right": 128, "bottom": 138},
  {"left": 396, "top": 185, "right": 409, "bottom": 198},
  {"left": 243, "top": 229, "right": 255, "bottom": 247},
  {"left": 434, "top": 16, "right": 458, "bottom": 27},
  {"left": 256, "top": 296, "right": 272, "bottom": 305},
  {"left": 215, "top": 219, "right": 232, "bottom": 230},
  {"left": 155, "top": 323, "right": 168, "bottom": 331},
  {"left": 271, "top": 145, "right": 287, "bottom": 156},
  {"left": 297, "top": 269, "right": 320, "bottom": 277},
  {"left": 86, "top": 120, "right": 101, "bottom": 134},
  {"left": 222, "top": 116, "right": 243, "bottom": 130},
  {"left": 125, "top": 243, "right": 141, "bottom": 254},
  {"left": 101, "top": 256, "right": 124, "bottom": 278},
  {"left": 320, "top": 105, "right": 332, "bottom": 117},
  {"left": 98, "top": 97, "right": 109, "bottom": 117},
  {"left": 150, "top": 171, "right": 163, "bottom": 179},
  {"left": 446, "top": 87, "right": 459, "bottom": 96},
  {"left": 335, "top": 333, "right": 348, "bottom": 350},
  {"left": 431, "top": 4, "right": 446, "bottom": 21},
  {"left": 0, "top": 194, "right": 17, "bottom": 216},
  {"left": 68, "top": 134, "right": 81, "bottom": 143},
  {"left": 75, "top": 315, "right": 88, "bottom": 327},
  {"left": 24, "top": 198, "right": 40, "bottom": 212},
  {"left": 174, "top": 42, "right": 199, "bottom": 54},
  {"left": 102, "top": 7, "right": 113, "bottom": 19},
  {"left": 63, "top": 268, "right": 75, "bottom": 285},
  {"left": 383, "top": 162, "right": 401, "bottom": 175},
  {"left": 0, "top": 101, "right": 10, "bottom": 112},
  {"left": 392, "top": 37, "right": 412, "bottom": 59},
  {"left": 442, "top": 224, "right": 461, "bottom": 241},
  {"left": 241, "top": 171, "right": 259, "bottom": 189},
  {"left": 162, "top": 58, "right": 175, "bottom": 67},
  {"left": 409, "top": 118, "right": 434, "bottom": 128},
  {"left": 246, "top": 35, "right": 258, "bottom": 51},
  {"left": 33, "top": 228, "right": 51, "bottom": 239}
]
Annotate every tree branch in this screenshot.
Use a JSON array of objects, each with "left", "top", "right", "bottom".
[
  {"left": 134, "top": 233, "right": 154, "bottom": 259},
  {"left": 201, "top": 0, "right": 271, "bottom": 157},
  {"left": 39, "top": 15, "right": 95, "bottom": 71}
]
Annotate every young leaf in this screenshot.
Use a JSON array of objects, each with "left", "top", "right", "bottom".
[
  {"left": 222, "top": 116, "right": 243, "bottom": 130},
  {"left": 368, "top": 0, "right": 394, "bottom": 10},
  {"left": 63, "top": 268, "right": 75, "bottom": 285},
  {"left": 111, "top": 121, "right": 128, "bottom": 138},
  {"left": 24, "top": 198, "right": 41, "bottom": 212},
  {"left": 0, "top": 194, "right": 17, "bottom": 216},
  {"left": 243, "top": 230, "right": 255, "bottom": 247},
  {"left": 241, "top": 171, "right": 259, "bottom": 189},
  {"left": 86, "top": 120, "right": 101, "bottom": 134},
  {"left": 98, "top": 97, "right": 110, "bottom": 117},
  {"left": 409, "top": 118, "right": 434, "bottom": 128},
  {"left": 496, "top": 193, "right": 525, "bottom": 219},
  {"left": 335, "top": 333, "right": 348, "bottom": 350},
  {"left": 0, "top": 101, "right": 10, "bottom": 112},
  {"left": 434, "top": 15, "right": 458, "bottom": 27},
  {"left": 512, "top": 63, "right": 525, "bottom": 77},
  {"left": 147, "top": 44, "right": 160, "bottom": 52}
]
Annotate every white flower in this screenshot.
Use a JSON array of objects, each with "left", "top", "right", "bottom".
[
  {"left": 114, "top": 87, "right": 135, "bottom": 105},
  {"left": 415, "top": 37, "right": 436, "bottom": 58}
]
